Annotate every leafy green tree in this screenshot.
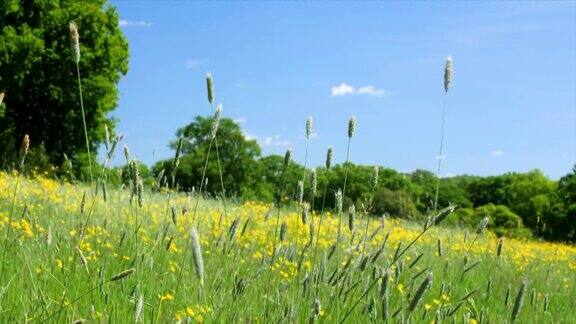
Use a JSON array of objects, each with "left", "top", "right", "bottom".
[
  {"left": 0, "top": 0, "right": 128, "bottom": 168},
  {"left": 153, "top": 117, "right": 261, "bottom": 197},
  {"left": 551, "top": 165, "right": 576, "bottom": 241},
  {"left": 474, "top": 204, "right": 531, "bottom": 238}
]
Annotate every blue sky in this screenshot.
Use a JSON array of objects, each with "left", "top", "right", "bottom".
[{"left": 108, "top": 1, "right": 575, "bottom": 179}]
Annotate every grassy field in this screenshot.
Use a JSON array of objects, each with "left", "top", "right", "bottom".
[{"left": 0, "top": 171, "right": 575, "bottom": 323}]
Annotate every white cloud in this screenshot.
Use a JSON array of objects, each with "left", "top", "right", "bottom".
[
  {"left": 490, "top": 150, "right": 504, "bottom": 156},
  {"left": 245, "top": 134, "right": 291, "bottom": 147},
  {"left": 331, "top": 83, "right": 388, "bottom": 97},
  {"left": 184, "top": 58, "right": 209, "bottom": 69},
  {"left": 234, "top": 117, "right": 247, "bottom": 124},
  {"left": 357, "top": 86, "right": 385, "bottom": 96},
  {"left": 119, "top": 20, "right": 152, "bottom": 27},
  {"left": 435, "top": 155, "right": 447, "bottom": 160},
  {"left": 331, "top": 83, "right": 356, "bottom": 96}
]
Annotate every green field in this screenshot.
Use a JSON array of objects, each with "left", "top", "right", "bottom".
[{"left": 1, "top": 171, "right": 575, "bottom": 323}]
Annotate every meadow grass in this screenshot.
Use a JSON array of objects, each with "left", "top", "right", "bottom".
[{"left": 0, "top": 171, "right": 575, "bottom": 323}]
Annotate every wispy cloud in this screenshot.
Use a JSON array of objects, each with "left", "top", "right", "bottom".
[
  {"left": 331, "top": 83, "right": 389, "bottom": 97},
  {"left": 119, "top": 20, "right": 152, "bottom": 28},
  {"left": 184, "top": 58, "right": 209, "bottom": 69},
  {"left": 490, "top": 150, "right": 504, "bottom": 156},
  {"left": 243, "top": 133, "right": 291, "bottom": 147},
  {"left": 234, "top": 117, "right": 247, "bottom": 124}
]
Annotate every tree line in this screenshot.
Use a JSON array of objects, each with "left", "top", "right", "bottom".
[{"left": 47, "top": 115, "right": 574, "bottom": 243}]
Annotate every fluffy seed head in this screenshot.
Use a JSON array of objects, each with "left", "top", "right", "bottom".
[
  {"left": 21, "top": 134, "right": 30, "bottom": 156},
  {"left": 19, "top": 134, "right": 30, "bottom": 169},
  {"left": 437, "top": 238, "right": 443, "bottom": 257},
  {"left": 173, "top": 137, "right": 183, "bottom": 169},
  {"left": 211, "top": 105, "right": 222, "bottom": 139},
  {"left": 135, "top": 294, "right": 144, "bottom": 322},
  {"left": 444, "top": 56, "right": 453, "bottom": 93},
  {"left": 283, "top": 147, "right": 292, "bottom": 170},
  {"left": 110, "top": 268, "right": 135, "bottom": 281},
  {"left": 371, "top": 166, "right": 379, "bottom": 189},
  {"left": 326, "top": 147, "right": 333, "bottom": 170},
  {"left": 497, "top": 238, "right": 504, "bottom": 257},
  {"left": 348, "top": 116, "right": 356, "bottom": 138},
  {"left": 297, "top": 180, "right": 304, "bottom": 205},
  {"left": 306, "top": 115, "right": 313, "bottom": 139},
  {"left": 380, "top": 268, "right": 391, "bottom": 297},
  {"left": 408, "top": 272, "right": 433, "bottom": 312},
  {"left": 432, "top": 204, "right": 456, "bottom": 226},
  {"left": 69, "top": 21, "right": 80, "bottom": 63},
  {"left": 171, "top": 206, "right": 178, "bottom": 226},
  {"left": 280, "top": 222, "right": 288, "bottom": 242},
  {"left": 477, "top": 216, "right": 489, "bottom": 234},
  {"left": 511, "top": 278, "right": 527, "bottom": 322},
  {"left": 335, "top": 189, "right": 343, "bottom": 213},
  {"left": 104, "top": 125, "right": 110, "bottom": 153},
  {"left": 189, "top": 227, "right": 205, "bottom": 286},
  {"left": 348, "top": 204, "right": 356, "bottom": 232},
  {"left": 310, "top": 169, "right": 317, "bottom": 196},
  {"left": 124, "top": 145, "right": 131, "bottom": 163},
  {"left": 206, "top": 73, "right": 214, "bottom": 104},
  {"left": 301, "top": 203, "right": 310, "bottom": 225},
  {"left": 312, "top": 298, "right": 321, "bottom": 318}
]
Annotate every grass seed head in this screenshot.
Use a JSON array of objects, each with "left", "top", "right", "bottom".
[
  {"left": 189, "top": 227, "right": 205, "bottom": 286},
  {"left": 206, "top": 73, "right": 214, "bottom": 104},
  {"left": 310, "top": 169, "right": 317, "bottom": 196},
  {"left": 348, "top": 204, "right": 356, "bottom": 232},
  {"left": 283, "top": 147, "right": 292, "bottom": 170},
  {"left": 348, "top": 116, "right": 356, "bottom": 138},
  {"left": 444, "top": 56, "right": 453, "bottom": 93},
  {"left": 326, "top": 147, "right": 333, "bottom": 169},
  {"left": 497, "top": 237, "right": 504, "bottom": 257},
  {"left": 124, "top": 145, "right": 131, "bottom": 163},
  {"left": 432, "top": 204, "right": 456, "bottom": 226},
  {"left": 335, "top": 189, "right": 343, "bottom": 213},
  {"left": 371, "top": 166, "right": 379, "bottom": 189},
  {"left": 211, "top": 105, "right": 222, "bottom": 139},
  {"left": 306, "top": 115, "right": 313, "bottom": 139},
  {"left": 511, "top": 278, "right": 527, "bottom": 322},
  {"left": 408, "top": 272, "right": 433, "bottom": 312},
  {"left": 110, "top": 268, "right": 135, "bottom": 282},
  {"left": 280, "top": 222, "right": 288, "bottom": 242},
  {"left": 69, "top": 21, "right": 80, "bottom": 63},
  {"left": 301, "top": 203, "right": 310, "bottom": 225},
  {"left": 297, "top": 180, "right": 304, "bottom": 205},
  {"left": 135, "top": 294, "right": 144, "bottom": 322},
  {"left": 476, "top": 216, "right": 489, "bottom": 234}
]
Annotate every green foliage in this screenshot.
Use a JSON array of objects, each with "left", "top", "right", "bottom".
[
  {"left": 0, "top": 0, "right": 128, "bottom": 168},
  {"left": 474, "top": 204, "right": 531, "bottom": 239},
  {"left": 153, "top": 116, "right": 261, "bottom": 197}
]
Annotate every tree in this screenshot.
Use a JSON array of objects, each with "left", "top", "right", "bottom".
[
  {"left": 0, "top": 0, "right": 128, "bottom": 168},
  {"left": 153, "top": 117, "right": 261, "bottom": 197}
]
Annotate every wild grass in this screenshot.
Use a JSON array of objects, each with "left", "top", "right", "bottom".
[{"left": 0, "top": 172, "right": 575, "bottom": 322}]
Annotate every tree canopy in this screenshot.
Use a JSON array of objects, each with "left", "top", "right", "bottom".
[{"left": 0, "top": 0, "right": 128, "bottom": 169}]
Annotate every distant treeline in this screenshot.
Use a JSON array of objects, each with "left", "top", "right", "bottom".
[{"left": 26, "top": 116, "right": 572, "bottom": 244}]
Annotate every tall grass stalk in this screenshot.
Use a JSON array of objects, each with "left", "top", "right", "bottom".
[
  {"left": 360, "top": 166, "right": 378, "bottom": 257},
  {"left": 311, "top": 147, "right": 332, "bottom": 295},
  {"left": 169, "top": 106, "right": 221, "bottom": 319},
  {"left": 340, "top": 205, "right": 455, "bottom": 322},
  {"left": 433, "top": 56, "right": 453, "bottom": 212},
  {"left": 0, "top": 134, "right": 29, "bottom": 282},
  {"left": 206, "top": 74, "right": 229, "bottom": 226},
  {"left": 70, "top": 21, "right": 93, "bottom": 185}
]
